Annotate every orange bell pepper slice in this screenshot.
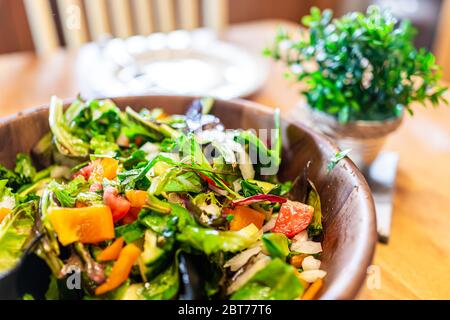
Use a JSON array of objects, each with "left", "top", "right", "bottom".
[
  {"left": 228, "top": 206, "right": 265, "bottom": 231},
  {"left": 95, "top": 243, "right": 142, "bottom": 295},
  {"left": 97, "top": 237, "right": 125, "bottom": 262},
  {"left": 0, "top": 207, "right": 11, "bottom": 223},
  {"left": 125, "top": 190, "right": 148, "bottom": 208},
  {"left": 90, "top": 158, "right": 119, "bottom": 183},
  {"left": 48, "top": 205, "right": 115, "bottom": 246}
]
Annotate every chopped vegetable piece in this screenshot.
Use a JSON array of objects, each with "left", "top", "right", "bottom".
[
  {"left": 290, "top": 254, "right": 308, "bottom": 268},
  {"left": 301, "top": 278, "right": 323, "bottom": 300},
  {"left": 103, "top": 186, "right": 131, "bottom": 222},
  {"left": 230, "top": 258, "right": 304, "bottom": 300},
  {"left": 125, "top": 190, "right": 148, "bottom": 208},
  {"left": 97, "top": 237, "right": 125, "bottom": 262},
  {"left": 48, "top": 205, "right": 115, "bottom": 246},
  {"left": 95, "top": 243, "right": 142, "bottom": 295},
  {"left": 90, "top": 158, "right": 119, "bottom": 182},
  {"left": 227, "top": 206, "right": 265, "bottom": 231},
  {"left": 272, "top": 200, "right": 314, "bottom": 238},
  {"left": 122, "top": 207, "right": 141, "bottom": 225},
  {"left": 307, "top": 180, "right": 323, "bottom": 237},
  {"left": 262, "top": 233, "right": 290, "bottom": 260},
  {"left": 0, "top": 207, "right": 11, "bottom": 223},
  {"left": 231, "top": 194, "right": 287, "bottom": 207}
]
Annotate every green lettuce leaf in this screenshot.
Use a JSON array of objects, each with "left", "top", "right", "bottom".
[
  {"left": 177, "top": 224, "right": 260, "bottom": 255},
  {"left": 230, "top": 258, "right": 304, "bottom": 300},
  {"left": 14, "top": 153, "right": 36, "bottom": 182},
  {"left": 262, "top": 233, "right": 290, "bottom": 261},
  {"left": 0, "top": 201, "right": 37, "bottom": 272}
]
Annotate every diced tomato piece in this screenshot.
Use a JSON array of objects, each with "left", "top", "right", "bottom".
[
  {"left": 90, "top": 182, "right": 103, "bottom": 192},
  {"left": 74, "top": 162, "right": 95, "bottom": 180},
  {"left": 272, "top": 200, "right": 314, "bottom": 238},
  {"left": 122, "top": 207, "right": 141, "bottom": 225},
  {"left": 103, "top": 186, "right": 131, "bottom": 223}
]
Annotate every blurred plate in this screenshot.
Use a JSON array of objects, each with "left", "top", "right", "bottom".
[{"left": 76, "top": 29, "right": 269, "bottom": 99}]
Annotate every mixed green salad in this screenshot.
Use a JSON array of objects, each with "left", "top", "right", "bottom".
[{"left": 0, "top": 96, "right": 326, "bottom": 300}]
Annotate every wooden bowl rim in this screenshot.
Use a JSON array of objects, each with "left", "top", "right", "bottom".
[{"left": 0, "top": 95, "right": 377, "bottom": 300}]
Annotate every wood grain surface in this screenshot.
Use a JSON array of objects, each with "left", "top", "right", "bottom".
[{"left": 0, "top": 20, "right": 449, "bottom": 299}]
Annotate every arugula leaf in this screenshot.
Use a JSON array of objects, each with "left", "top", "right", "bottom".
[
  {"left": 269, "top": 181, "right": 293, "bottom": 196},
  {"left": 123, "top": 150, "right": 147, "bottom": 170},
  {"left": 327, "top": 149, "right": 351, "bottom": 172},
  {"left": 307, "top": 180, "right": 323, "bottom": 237},
  {"left": 47, "top": 176, "right": 87, "bottom": 207},
  {"left": 0, "top": 165, "right": 29, "bottom": 192},
  {"left": 230, "top": 258, "right": 304, "bottom": 300},
  {"left": 67, "top": 99, "right": 122, "bottom": 142},
  {"left": 125, "top": 107, "right": 179, "bottom": 140},
  {"left": 240, "top": 180, "right": 264, "bottom": 197}
]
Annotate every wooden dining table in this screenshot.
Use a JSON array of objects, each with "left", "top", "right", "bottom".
[{"left": 0, "top": 20, "right": 449, "bottom": 300}]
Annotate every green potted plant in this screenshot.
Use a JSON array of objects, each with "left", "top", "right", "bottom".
[{"left": 264, "top": 6, "right": 447, "bottom": 170}]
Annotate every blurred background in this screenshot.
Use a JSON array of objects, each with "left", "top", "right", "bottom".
[{"left": 0, "top": 0, "right": 445, "bottom": 52}]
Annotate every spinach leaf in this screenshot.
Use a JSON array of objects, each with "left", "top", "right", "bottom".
[
  {"left": 230, "top": 258, "right": 304, "bottom": 300},
  {"left": 115, "top": 221, "right": 145, "bottom": 243},
  {"left": 269, "top": 181, "right": 293, "bottom": 196},
  {"left": 139, "top": 210, "right": 172, "bottom": 234},
  {"left": 123, "top": 150, "right": 147, "bottom": 170},
  {"left": 132, "top": 259, "right": 180, "bottom": 300},
  {"left": 262, "top": 233, "right": 290, "bottom": 261},
  {"left": 0, "top": 165, "right": 28, "bottom": 192}
]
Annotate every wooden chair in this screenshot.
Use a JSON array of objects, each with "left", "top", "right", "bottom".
[
  {"left": 434, "top": 0, "right": 450, "bottom": 82},
  {"left": 23, "top": 0, "right": 229, "bottom": 54}
]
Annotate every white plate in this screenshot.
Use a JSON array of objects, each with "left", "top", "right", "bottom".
[{"left": 76, "top": 29, "right": 269, "bottom": 99}]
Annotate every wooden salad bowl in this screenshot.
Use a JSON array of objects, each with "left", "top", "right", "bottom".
[{"left": 0, "top": 96, "right": 377, "bottom": 300}]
